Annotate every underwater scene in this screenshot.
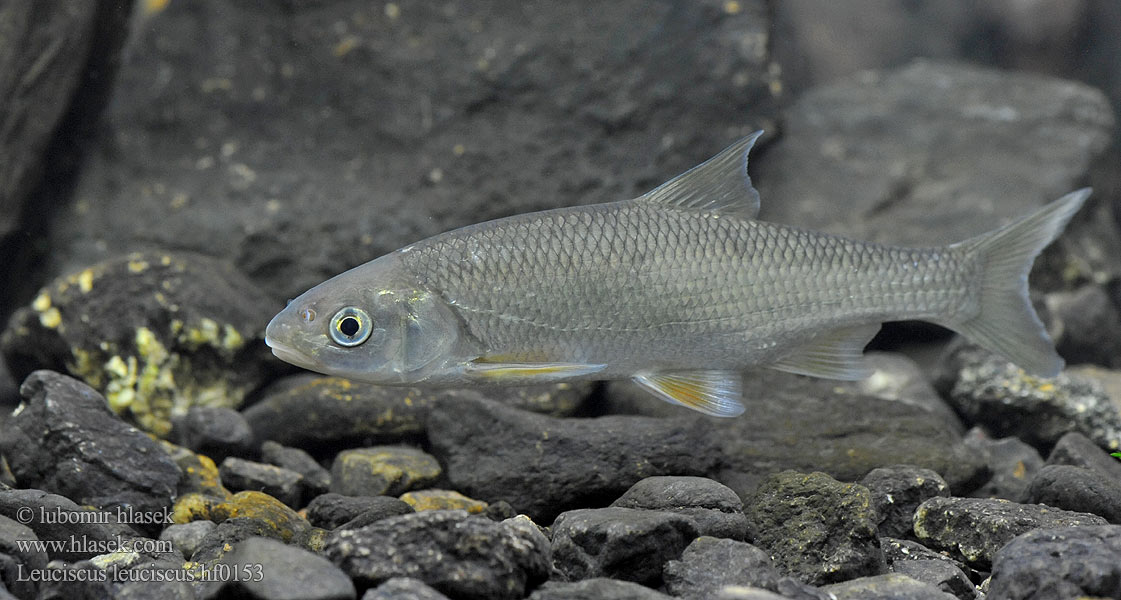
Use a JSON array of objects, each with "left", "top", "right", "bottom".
[{"left": 0, "top": 1, "right": 1120, "bottom": 598}]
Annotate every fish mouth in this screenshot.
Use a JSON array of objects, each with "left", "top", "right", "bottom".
[{"left": 265, "top": 336, "right": 322, "bottom": 372}]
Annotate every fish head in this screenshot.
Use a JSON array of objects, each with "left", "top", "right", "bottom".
[{"left": 265, "top": 254, "right": 461, "bottom": 384}]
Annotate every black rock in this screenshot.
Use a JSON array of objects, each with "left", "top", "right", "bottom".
[
  {"left": 219, "top": 457, "right": 304, "bottom": 508},
  {"left": 938, "top": 344, "right": 1121, "bottom": 451},
  {"left": 961, "top": 429, "right": 1043, "bottom": 501},
  {"left": 987, "top": 525, "right": 1121, "bottom": 600},
  {"left": 0, "top": 514, "right": 47, "bottom": 600},
  {"left": 745, "top": 471, "right": 886, "bottom": 586},
  {"left": 190, "top": 517, "right": 289, "bottom": 566},
  {"left": 880, "top": 537, "right": 971, "bottom": 575},
  {"left": 662, "top": 537, "right": 780, "bottom": 599},
  {"left": 883, "top": 543, "right": 979, "bottom": 600},
  {"left": 860, "top": 465, "right": 949, "bottom": 539},
  {"left": 261, "top": 441, "right": 332, "bottom": 497},
  {"left": 611, "top": 476, "right": 748, "bottom": 541},
  {"left": 1046, "top": 430, "right": 1121, "bottom": 479},
  {"left": 306, "top": 494, "right": 414, "bottom": 530},
  {"left": 1023, "top": 464, "right": 1121, "bottom": 523},
  {"left": 198, "top": 536, "right": 355, "bottom": 600},
  {"left": 34, "top": 560, "right": 116, "bottom": 600},
  {"left": 0, "top": 371, "right": 179, "bottom": 532},
  {"left": 711, "top": 369, "right": 984, "bottom": 498},
  {"left": 115, "top": 579, "right": 195, "bottom": 600},
  {"left": 1045, "top": 284, "right": 1121, "bottom": 369},
  {"left": 0, "top": 489, "right": 139, "bottom": 562},
  {"left": 1, "top": 252, "right": 278, "bottom": 436},
  {"left": 527, "top": 578, "right": 674, "bottom": 600},
  {"left": 159, "top": 520, "right": 216, "bottom": 560},
  {"left": 428, "top": 393, "right": 717, "bottom": 521},
  {"left": 174, "top": 405, "right": 255, "bottom": 460},
  {"left": 913, "top": 496, "right": 1108, "bottom": 567},
  {"left": 325, "top": 510, "right": 550, "bottom": 600},
  {"left": 362, "top": 578, "right": 452, "bottom": 600},
  {"left": 821, "top": 573, "right": 959, "bottom": 600},
  {"left": 329, "top": 446, "right": 442, "bottom": 497},
  {"left": 550, "top": 507, "right": 697, "bottom": 585}
]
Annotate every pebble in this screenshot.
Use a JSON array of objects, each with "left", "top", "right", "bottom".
[
  {"left": 987, "top": 525, "right": 1121, "bottom": 599},
  {"left": 611, "top": 476, "right": 749, "bottom": 540},
  {"left": 330, "top": 446, "right": 441, "bottom": 497},
  {"left": 551, "top": 507, "right": 697, "bottom": 585},
  {"left": 1022, "top": 464, "right": 1121, "bottom": 523},
  {"left": 159, "top": 520, "right": 216, "bottom": 560},
  {"left": 362, "top": 577, "right": 452, "bottom": 599},
  {"left": 528, "top": 578, "right": 675, "bottom": 599},
  {"left": 305, "top": 494, "right": 413, "bottom": 530},
  {"left": 399, "top": 489, "right": 488, "bottom": 513},
  {"left": 961, "top": 430, "right": 1043, "bottom": 500},
  {"left": 822, "top": 573, "right": 960, "bottom": 600},
  {"left": 219, "top": 457, "right": 304, "bottom": 508},
  {"left": 1046, "top": 431, "right": 1121, "bottom": 479},
  {"left": 173, "top": 405, "right": 255, "bottom": 460},
  {"left": 198, "top": 536, "right": 356, "bottom": 600},
  {"left": 662, "top": 537, "right": 780, "bottom": 599},
  {"left": 859, "top": 465, "right": 949, "bottom": 539},
  {"left": 261, "top": 440, "right": 332, "bottom": 497}
]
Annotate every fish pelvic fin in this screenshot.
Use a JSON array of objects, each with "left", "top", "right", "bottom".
[
  {"left": 769, "top": 324, "right": 881, "bottom": 380},
  {"left": 637, "top": 131, "right": 763, "bottom": 219},
  {"left": 947, "top": 188, "right": 1091, "bottom": 377},
  {"left": 633, "top": 370, "right": 745, "bottom": 417}
]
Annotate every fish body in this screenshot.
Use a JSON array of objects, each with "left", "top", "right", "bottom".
[{"left": 265, "top": 132, "right": 1089, "bottom": 416}]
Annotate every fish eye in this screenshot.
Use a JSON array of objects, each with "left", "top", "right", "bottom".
[{"left": 329, "top": 307, "right": 372, "bottom": 347}]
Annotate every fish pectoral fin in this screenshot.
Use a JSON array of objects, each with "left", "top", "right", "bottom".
[
  {"left": 463, "top": 361, "right": 607, "bottom": 382},
  {"left": 633, "top": 370, "right": 745, "bottom": 417},
  {"left": 768, "top": 324, "right": 881, "bottom": 380},
  {"left": 636, "top": 131, "right": 763, "bottom": 219}
]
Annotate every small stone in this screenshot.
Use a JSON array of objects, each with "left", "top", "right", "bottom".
[
  {"left": 822, "top": 573, "right": 959, "bottom": 600},
  {"left": 889, "top": 560, "right": 977, "bottom": 600},
  {"left": 160, "top": 520, "right": 216, "bottom": 560},
  {"left": 612, "top": 476, "right": 749, "bottom": 540},
  {"left": 185, "top": 491, "right": 318, "bottom": 557},
  {"left": 305, "top": 494, "right": 413, "bottom": 530},
  {"left": 330, "top": 446, "right": 441, "bottom": 497},
  {"left": 219, "top": 457, "right": 303, "bottom": 508},
  {"left": 663, "top": 537, "right": 781, "bottom": 599},
  {"left": 987, "top": 525, "right": 1121, "bottom": 599},
  {"left": 1046, "top": 431, "right": 1121, "bottom": 479},
  {"left": 913, "top": 496, "right": 1107, "bottom": 567},
  {"left": 551, "top": 507, "right": 698, "bottom": 585},
  {"left": 0, "top": 371, "right": 180, "bottom": 533},
  {"left": 961, "top": 430, "right": 1043, "bottom": 500},
  {"left": 0, "top": 489, "right": 140, "bottom": 562},
  {"left": 399, "top": 489, "right": 488, "bottom": 513},
  {"left": 174, "top": 405, "right": 255, "bottom": 459},
  {"left": 745, "top": 471, "right": 885, "bottom": 586},
  {"left": 362, "top": 578, "right": 451, "bottom": 599},
  {"left": 0, "top": 514, "right": 47, "bottom": 599},
  {"left": 1023, "top": 464, "right": 1121, "bottom": 523},
  {"left": 261, "top": 441, "right": 332, "bottom": 496},
  {"left": 528, "top": 578, "right": 675, "bottom": 599},
  {"left": 326, "top": 510, "right": 549, "bottom": 600},
  {"left": 714, "top": 588, "right": 791, "bottom": 600},
  {"left": 1045, "top": 284, "right": 1121, "bottom": 369},
  {"left": 859, "top": 465, "right": 949, "bottom": 539},
  {"left": 160, "top": 440, "right": 231, "bottom": 500},
  {"left": 197, "top": 536, "right": 355, "bottom": 600}
]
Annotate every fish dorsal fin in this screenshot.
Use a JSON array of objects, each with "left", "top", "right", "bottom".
[
  {"left": 463, "top": 360, "right": 607, "bottom": 382},
  {"left": 769, "top": 324, "right": 881, "bottom": 380},
  {"left": 637, "top": 130, "right": 763, "bottom": 219},
  {"left": 633, "top": 370, "right": 745, "bottom": 417}
]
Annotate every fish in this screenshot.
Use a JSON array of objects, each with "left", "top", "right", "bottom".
[{"left": 265, "top": 131, "right": 1090, "bottom": 417}]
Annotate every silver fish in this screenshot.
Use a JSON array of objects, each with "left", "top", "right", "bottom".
[{"left": 265, "top": 131, "right": 1089, "bottom": 417}]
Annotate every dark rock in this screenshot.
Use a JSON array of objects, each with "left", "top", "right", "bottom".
[
  {"left": 34, "top": 560, "right": 116, "bottom": 600},
  {"left": 398, "top": 490, "right": 488, "bottom": 514},
  {"left": 174, "top": 405, "right": 254, "bottom": 460},
  {"left": 938, "top": 344, "right": 1121, "bottom": 451},
  {"left": 0, "top": 371, "right": 179, "bottom": 532},
  {"left": 1, "top": 252, "right": 278, "bottom": 436},
  {"left": 244, "top": 376, "right": 435, "bottom": 448},
  {"left": 913, "top": 496, "right": 1108, "bottom": 567},
  {"left": 527, "top": 578, "right": 674, "bottom": 600},
  {"left": 115, "top": 579, "right": 194, "bottom": 600},
  {"left": 822, "top": 573, "right": 959, "bottom": 600},
  {"left": 329, "top": 446, "right": 441, "bottom": 497},
  {"left": 159, "top": 439, "right": 231, "bottom": 501},
  {"left": 306, "top": 494, "right": 413, "bottom": 530},
  {"left": 190, "top": 518, "right": 287, "bottom": 567},
  {"left": 0, "top": 489, "right": 138, "bottom": 562},
  {"left": 1023, "top": 464, "right": 1121, "bottom": 523},
  {"left": 47, "top": 0, "right": 778, "bottom": 303},
  {"left": 261, "top": 441, "right": 332, "bottom": 497},
  {"left": 551, "top": 507, "right": 697, "bottom": 585},
  {"left": 711, "top": 369, "right": 984, "bottom": 498},
  {"left": 744, "top": 471, "right": 886, "bottom": 586},
  {"left": 362, "top": 578, "right": 452, "bottom": 600},
  {"left": 754, "top": 60, "right": 1115, "bottom": 288},
  {"left": 159, "top": 520, "right": 216, "bottom": 560},
  {"left": 880, "top": 537, "right": 970, "bottom": 573},
  {"left": 219, "top": 457, "right": 303, "bottom": 508},
  {"left": 486, "top": 383, "right": 596, "bottom": 417},
  {"left": 1046, "top": 430, "right": 1121, "bottom": 479},
  {"left": 662, "top": 537, "right": 780, "bottom": 599},
  {"left": 860, "top": 465, "right": 949, "bottom": 539},
  {"left": 194, "top": 491, "right": 319, "bottom": 551},
  {"left": 961, "top": 429, "right": 1043, "bottom": 500},
  {"left": 325, "top": 510, "right": 550, "bottom": 600},
  {"left": 1045, "top": 284, "right": 1121, "bottom": 369},
  {"left": 0, "top": 514, "right": 47, "bottom": 600},
  {"left": 198, "top": 536, "right": 355, "bottom": 600},
  {"left": 889, "top": 561, "right": 976, "bottom": 600},
  {"left": 428, "top": 393, "right": 718, "bottom": 521},
  {"left": 611, "top": 476, "right": 749, "bottom": 540},
  {"left": 987, "top": 525, "right": 1121, "bottom": 600}
]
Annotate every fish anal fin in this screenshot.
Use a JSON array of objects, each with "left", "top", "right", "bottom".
[
  {"left": 633, "top": 370, "right": 745, "bottom": 417},
  {"left": 769, "top": 324, "right": 881, "bottom": 380},
  {"left": 637, "top": 131, "right": 763, "bottom": 219},
  {"left": 464, "top": 361, "right": 606, "bottom": 383}
]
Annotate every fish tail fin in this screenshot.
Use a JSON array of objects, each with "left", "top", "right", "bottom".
[{"left": 947, "top": 189, "right": 1091, "bottom": 377}]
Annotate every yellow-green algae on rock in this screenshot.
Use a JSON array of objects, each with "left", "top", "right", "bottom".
[
  {"left": 0, "top": 251, "right": 278, "bottom": 435},
  {"left": 400, "top": 489, "right": 489, "bottom": 513}
]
